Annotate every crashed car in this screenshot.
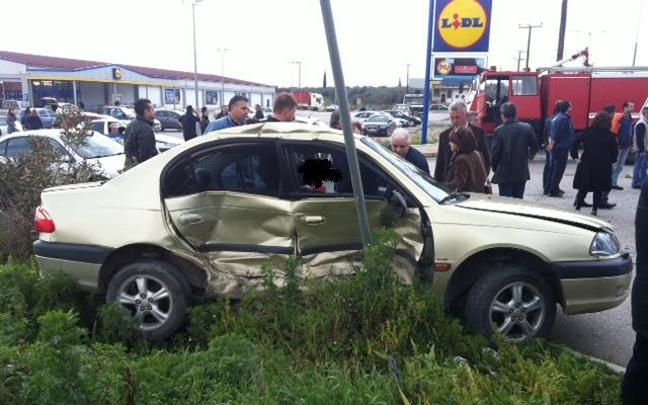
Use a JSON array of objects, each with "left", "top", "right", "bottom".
[{"left": 33, "top": 123, "right": 632, "bottom": 341}]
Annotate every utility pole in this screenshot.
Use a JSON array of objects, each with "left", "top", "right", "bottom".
[
  {"left": 519, "top": 23, "right": 543, "bottom": 70},
  {"left": 290, "top": 61, "right": 302, "bottom": 91},
  {"left": 405, "top": 63, "right": 411, "bottom": 93},
  {"left": 633, "top": 0, "right": 644, "bottom": 66},
  {"left": 217, "top": 48, "right": 227, "bottom": 107},
  {"left": 514, "top": 51, "right": 526, "bottom": 71},
  {"left": 191, "top": 0, "right": 204, "bottom": 109},
  {"left": 556, "top": 0, "right": 568, "bottom": 61}
]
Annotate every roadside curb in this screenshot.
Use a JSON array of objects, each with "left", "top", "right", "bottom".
[{"left": 548, "top": 343, "right": 627, "bottom": 375}]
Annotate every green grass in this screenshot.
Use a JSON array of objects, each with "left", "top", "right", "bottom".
[{"left": 0, "top": 231, "right": 623, "bottom": 404}]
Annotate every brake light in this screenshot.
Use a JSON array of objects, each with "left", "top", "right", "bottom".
[{"left": 34, "top": 206, "right": 56, "bottom": 233}]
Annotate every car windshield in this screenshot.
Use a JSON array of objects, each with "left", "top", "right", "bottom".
[
  {"left": 122, "top": 108, "right": 136, "bottom": 119},
  {"left": 361, "top": 137, "right": 452, "bottom": 203},
  {"left": 368, "top": 115, "right": 389, "bottom": 123},
  {"left": 65, "top": 132, "right": 124, "bottom": 159}
]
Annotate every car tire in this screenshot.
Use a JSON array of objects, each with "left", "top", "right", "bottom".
[
  {"left": 106, "top": 260, "right": 192, "bottom": 340},
  {"left": 463, "top": 265, "right": 555, "bottom": 343}
]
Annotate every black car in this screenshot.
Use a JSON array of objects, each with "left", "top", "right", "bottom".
[
  {"left": 362, "top": 114, "right": 396, "bottom": 137},
  {"left": 155, "top": 109, "right": 183, "bottom": 131},
  {"left": 385, "top": 110, "right": 421, "bottom": 126}
]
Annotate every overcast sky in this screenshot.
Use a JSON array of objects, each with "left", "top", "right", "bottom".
[{"left": 0, "top": 0, "right": 646, "bottom": 87}]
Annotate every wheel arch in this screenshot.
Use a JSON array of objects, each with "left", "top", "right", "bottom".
[
  {"left": 445, "top": 247, "right": 565, "bottom": 312},
  {"left": 98, "top": 244, "right": 208, "bottom": 294}
]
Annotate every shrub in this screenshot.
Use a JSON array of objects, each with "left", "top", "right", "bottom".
[{"left": 0, "top": 110, "right": 108, "bottom": 261}]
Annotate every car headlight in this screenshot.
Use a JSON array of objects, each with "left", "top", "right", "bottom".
[{"left": 589, "top": 232, "right": 620, "bottom": 256}]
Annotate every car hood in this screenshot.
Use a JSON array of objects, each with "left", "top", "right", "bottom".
[{"left": 455, "top": 194, "right": 610, "bottom": 232}]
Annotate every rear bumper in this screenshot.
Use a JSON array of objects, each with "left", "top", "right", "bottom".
[
  {"left": 33, "top": 240, "right": 112, "bottom": 292},
  {"left": 553, "top": 254, "right": 633, "bottom": 314}
]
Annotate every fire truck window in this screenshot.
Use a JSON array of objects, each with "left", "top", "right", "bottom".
[
  {"left": 512, "top": 76, "right": 538, "bottom": 96},
  {"left": 485, "top": 79, "right": 498, "bottom": 105}
]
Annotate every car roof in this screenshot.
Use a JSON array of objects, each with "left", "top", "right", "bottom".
[
  {"left": 0, "top": 129, "right": 65, "bottom": 142},
  {"left": 199, "top": 122, "right": 360, "bottom": 144}
]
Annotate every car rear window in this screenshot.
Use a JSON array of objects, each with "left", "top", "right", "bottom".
[{"left": 68, "top": 133, "right": 123, "bottom": 159}]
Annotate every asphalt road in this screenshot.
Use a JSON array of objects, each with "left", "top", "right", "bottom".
[
  {"left": 165, "top": 119, "right": 637, "bottom": 366},
  {"left": 425, "top": 153, "right": 637, "bottom": 367}
]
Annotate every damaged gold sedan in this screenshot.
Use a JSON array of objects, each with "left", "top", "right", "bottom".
[{"left": 34, "top": 123, "right": 632, "bottom": 341}]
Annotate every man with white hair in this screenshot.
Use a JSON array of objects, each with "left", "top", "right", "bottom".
[
  {"left": 434, "top": 101, "right": 491, "bottom": 181},
  {"left": 391, "top": 128, "right": 429, "bottom": 174}
]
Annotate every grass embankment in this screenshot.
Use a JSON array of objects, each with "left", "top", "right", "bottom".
[{"left": 0, "top": 230, "right": 621, "bottom": 404}]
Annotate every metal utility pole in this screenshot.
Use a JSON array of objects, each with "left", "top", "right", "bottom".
[
  {"left": 191, "top": 0, "right": 204, "bottom": 108},
  {"left": 290, "top": 61, "right": 302, "bottom": 90},
  {"left": 217, "top": 48, "right": 227, "bottom": 106},
  {"left": 519, "top": 23, "right": 543, "bottom": 70},
  {"left": 633, "top": 0, "right": 644, "bottom": 66},
  {"left": 515, "top": 51, "right": 525, "bottom": 71},
  {"left": 405, "top": 63, "right": 411, "bottom": 93},
  {"left": 556, "top": 0, "right": 568, "bottom": 61},
  {"left": 319, "top": 0, "right": 371, "bottom": 246}
]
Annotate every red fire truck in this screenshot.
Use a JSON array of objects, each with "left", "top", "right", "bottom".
[{"left": 469, "top": 65, "right": 648, "bottom": 143}]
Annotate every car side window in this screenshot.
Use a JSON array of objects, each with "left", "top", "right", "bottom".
[
  {"left": 157, "top": 111, "right": 166, "bottom": 118},
  {"left": 283, "top": 142, "right": 404, "bottom": 201},
  {"left": 91, "top": 122, "right": 104, "bottom": 133},
  {"left": 5, "top": 137, "right": 33, "bottom": 158},
  {"left": 163, "top": 143, "right": 280, "bottom": 198}
]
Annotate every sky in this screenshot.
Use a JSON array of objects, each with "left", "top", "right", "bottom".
[{"left": 0, "top": 0, "right": 646, "bottom": 88}]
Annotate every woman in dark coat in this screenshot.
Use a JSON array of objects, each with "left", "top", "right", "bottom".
[
  {"left": 570, "top": 111, "right": 618, "bottom": 215},
  {"left": 445, "top": 127, "right": 488, "bottom": 193}
]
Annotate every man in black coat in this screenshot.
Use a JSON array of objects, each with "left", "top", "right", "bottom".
[
  {"left": 491, "top": 102, "right": 539, "bottom": 199},
  {"left": 178, "top": 105, "right": 200, "bottom": 141},
  {"left": 622, "top": 180, "right": 648, "bottom": 404},
  {"left": 124, "top": 98, "right": 158, "bottom": 169},
  {"left": 391, "top": 128, "right": 429, "bottom": 174},
  {"left": 434, "top": 101, "right": 490, "bottom": 182}
]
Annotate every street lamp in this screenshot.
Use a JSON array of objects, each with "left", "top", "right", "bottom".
[
  {"left": 191, "top": 0, "right": 204, "bottom": 109},
  {"left": 405, "top": 63, "right": 411, "bottom": 93},
  {"left": 0, "top": 81, "right": 5, "bottom": 102},
  {"left": 217, "top": 48, "right": 227, "bottom": 107}
]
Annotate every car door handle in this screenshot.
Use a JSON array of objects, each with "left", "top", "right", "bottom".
[
  {"left": 179, "top": 213, "right": 204, "bottom": 225},
  {"left": 301, "top": 215, "right": 326, "bottom": 225}
]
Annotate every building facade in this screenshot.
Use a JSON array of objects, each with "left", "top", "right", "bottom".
[{"left": 0, "top": 51, "right": 276, "bottom": 111}]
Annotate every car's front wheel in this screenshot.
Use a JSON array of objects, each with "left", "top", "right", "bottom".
[
  {"left": 106, "top": 260, "right": 191, "bottom": 340},
  {"left": 464, "top": 265, "right": 555, "bottom": 343}
]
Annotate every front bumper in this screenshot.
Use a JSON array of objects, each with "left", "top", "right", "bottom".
[{"left": 553, "top": 253, "right": 633, "bottom": 314}]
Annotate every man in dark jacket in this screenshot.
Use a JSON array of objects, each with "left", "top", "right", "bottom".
[
  {"left": 622, "top": 180, "right": 648, "bottom": 404},
  {"left": 491, "top": 102, "right": 538, "bottom": 199},
  {"left": 632, "top": 106, "right": 648, "bottom": 189},
  {"left": 391, "top": 128, "right": 429, "bottom": 174},
  {"left": 178, "top": 105, "right": 200, "bottom": 141},
  {"left": 547, "top": 100, "right": 575, "bottom": 197},
  {"left": 25, "top": 109, "right": 43, "bottom": 130},
  {"left": 124, "top": 98, "right": 158, "bottom": 169},
  {"left": 434, "top": 101, "right": 490, "bottom": 181},
  {"left": 265, "top": 93, "right": 297, "bottom": 123},
  {"left": 612, "top": 101, "right": 635, "bottom": 190}
]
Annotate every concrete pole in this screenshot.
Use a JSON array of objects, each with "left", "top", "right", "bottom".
[
  {"left": 405, "top": 63, "right": 411, "bottom": 93},
  {"left": 218, "top": 48, "right": 227, "bottom": 107},
  {"left": 556, "top": 0, "right": 568, "bottom": 61},
  {"left": 519, "top": 23, "right": 543, "bottom": 70},
  {"left": 191, "top": 0, "right": 201, "bottom": 108}
]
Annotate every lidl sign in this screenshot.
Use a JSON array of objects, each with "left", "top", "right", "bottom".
[{"left": 433, "top": 0, "right": 492, "bottom": 52}]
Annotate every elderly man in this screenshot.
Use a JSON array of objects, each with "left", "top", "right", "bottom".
[
  {"left": 266, "top": 92, "right": 297, "bottom": 122},
  {"left": 203, "top": 95, "right": 249, "bottom": 133},
  {"left": 434, "top": 101, "right": 491, "bottom": 181},
  {"left": 391, "top": 128, "right": 429, "bottom": 174}
]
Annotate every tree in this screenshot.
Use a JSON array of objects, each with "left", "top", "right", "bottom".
[{"left": 398, "top": 77, "right": 402, "bottom": 87}]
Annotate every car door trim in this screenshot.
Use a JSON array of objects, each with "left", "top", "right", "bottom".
[
  {"left": 197, "top": 243, "right": 293, "bottom": 255},
  {"left": 33, "top": 240, "right": 113, "bottom": 264}
]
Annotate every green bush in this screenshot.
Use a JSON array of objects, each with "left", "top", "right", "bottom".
[
  {"left": 0, "top": 110, "right": 108, "bottom": 261},
  {"left": 0, "top": 230, "right": 623, "bottom": 404}
]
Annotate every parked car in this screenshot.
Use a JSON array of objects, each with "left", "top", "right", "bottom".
[
  {"left": 325, "top": 104, "right": 339, "bottom": 112},
  {"left": 351, "top": 110, "right": 377, "bottom": 125},
  {"left": 0, "top": 115, "right": 7, "bottom": 136},
  {"left": 386, "top": 110, "right": 421, "bottom": 126},
  {"left": 430, "top": 104, "right": 448, "bottom": 111},
  {"left": 95, "top": 107, "right": 162, "bottom": 131},
  {"left": 0, "top": 129, "right": 125, "bottom": 178},
  {"left": 32, "top": 123, "right": 632, "bottom": 341},
  {"left": 1, "top": 100, "right": 30, "bottom": 111},
  {"left": 89, "top": 119, "right": 183, "bottom": 153},
  {"left": 362, "top": 113, "right": 396, "bottom": 137},
  {"left": 293, "top": 115, "right": 327, "bottom": 126},
  {"left": 155, "top": 108, "right": 183, "bottom": 131},
  {"left": 19, "top": 108, "right": 56, "bottom": 129}
]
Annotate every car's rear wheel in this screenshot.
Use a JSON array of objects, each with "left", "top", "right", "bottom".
[
  {"left": 106, "top": 260, "right": 191, "bottom": 340},
  {"left": 464, "top": 265, "right": 555, "bottom": 343}
]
